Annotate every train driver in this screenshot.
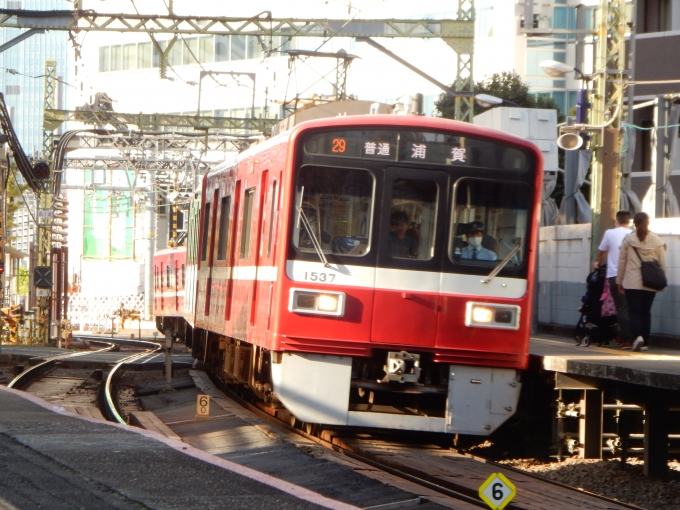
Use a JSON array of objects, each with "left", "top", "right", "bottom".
[
  {"left": 460, "top": 221, "right": 497, "bottom": 261},
  {"left": 388, "top": 211, "right": 418, "bottom": 258}
]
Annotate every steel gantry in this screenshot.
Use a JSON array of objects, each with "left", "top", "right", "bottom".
[{"left": 0, "top": 6, "right": 475, "bottom": 121}]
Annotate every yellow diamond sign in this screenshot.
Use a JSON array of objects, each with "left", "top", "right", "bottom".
[{"left": 478, "top": 472, "right": 516, "bottom": 510}]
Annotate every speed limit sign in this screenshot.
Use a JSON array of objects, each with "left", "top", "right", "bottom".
[
  {"left": 478, "top": 472, "right": 516, "bottom": 510},
  {"left": 196, "top": 394, "right": 210, "bottom": 421}
]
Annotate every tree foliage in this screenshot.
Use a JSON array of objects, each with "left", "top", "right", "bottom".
[{"left": 434, "top": 71, "right": 562, "bottom": 119}]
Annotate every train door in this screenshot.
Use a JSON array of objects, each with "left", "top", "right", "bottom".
[
  {"left": 249, "top": 171, "right": 268, "bottom": 326},
  {"left": 371, "top": 167, "right": 449, "bottom": 346},
  {"left": 203, "top": 189, "right": 219, "bottom": 316}
]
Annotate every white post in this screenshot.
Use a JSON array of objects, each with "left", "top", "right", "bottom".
[{"left": 164, "top": 328, "right": 173, "bottom": 391}]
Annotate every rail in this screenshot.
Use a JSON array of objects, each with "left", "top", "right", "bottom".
[
  {"left": 98, "top": 339, "right": 162, "bottom": 425},
  {"left": 7, "top": 339, "right": 117, "bottom": 390}
]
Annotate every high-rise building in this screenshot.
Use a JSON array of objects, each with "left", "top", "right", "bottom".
[{"left": 0, "top": 0, "right": 74, "bottom": 157}]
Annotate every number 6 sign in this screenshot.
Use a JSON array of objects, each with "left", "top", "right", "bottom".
[
  {"left": 196, "top": 394, "right": 210, "bottom": 419},
  {"left": 478, "top": 472, "right": 516, "bottom": 510}
]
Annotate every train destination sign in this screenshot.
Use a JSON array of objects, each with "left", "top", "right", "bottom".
[{"left": 303, "top": 129, "right": 530, "bottom": 171}]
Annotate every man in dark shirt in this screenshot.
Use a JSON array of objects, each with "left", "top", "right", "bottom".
[{"left": 388, "top": 211, "right": 417, "bottom": 258}]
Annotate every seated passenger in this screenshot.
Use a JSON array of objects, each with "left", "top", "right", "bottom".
[
  {"left": 388, "top": 211, "right": 417, "bottom": 258},
  {"left": 460, "top": 221, "right": 497, "bottom": 261}
]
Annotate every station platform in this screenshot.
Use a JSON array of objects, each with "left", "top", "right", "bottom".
[
  {"left": 530, "top": 333, "right": 680, "bottom": 478},
  {"left": 0, "top": 385, "right": 356, "bottom": 509},
  {"left": 530, "top": 333, "right": 680, "bottom": 391}
]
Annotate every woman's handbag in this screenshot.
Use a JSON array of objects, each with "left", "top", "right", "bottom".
[{"left": 633, "top": 247, "right": 668, "bottom": 291}]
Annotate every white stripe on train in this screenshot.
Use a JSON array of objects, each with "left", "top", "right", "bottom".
[{"left": 180, "top": 261, "right": 526, "bottom": 299}]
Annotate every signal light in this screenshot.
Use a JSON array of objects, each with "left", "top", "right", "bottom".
[
  {"left": 33, "top": 161, "right": 50, "bottom": 180},
  {"left": 0, "top": 260, "right": 4, "bottom": 275}
]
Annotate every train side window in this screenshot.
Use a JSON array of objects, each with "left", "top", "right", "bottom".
[
  {"left": 217, "top": 196, "right": 231, "bottom": 260},
  {"left": 267, "top": 180, "right": 278, "bottom": 258},
  {"left": 200, "top": 202, "right": 211, "bottom": 261},
  {"left": 240, "top": 188, "right": 255, "bottom": 259}
]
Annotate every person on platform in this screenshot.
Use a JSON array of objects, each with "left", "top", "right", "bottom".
[
  {"left": 617, "top": 212, "right": 666, "bottom": 352},
  {"left": 594, "top": 210, "right": 633, "bottom": 348},
  {"left": 460, "top": 221, "right": 497, "bottom": 261}
]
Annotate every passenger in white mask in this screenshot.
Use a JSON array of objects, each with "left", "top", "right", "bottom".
[{"left": 460, "top": 221, "right": 497, "bottom": 261}]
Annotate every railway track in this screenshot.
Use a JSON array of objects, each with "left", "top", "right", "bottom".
[
  {"left": 200, "top": 371, "right": 642, "bottom": 510},
  {"left": 8, "top": 336, "right": 162, "bottom": 424}
]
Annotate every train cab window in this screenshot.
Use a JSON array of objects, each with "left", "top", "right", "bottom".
[
  {"left": 166, "top": 265, "right": 173, "bottom": 288},
  {"left": 450, "top": 178, "right": 530, "bottom": 268},
  {"left": 217, "top": 196, "right": 231, "bottom": 260},
  {"left": 200, "top": 202, "right": 211, "bottom": 261},
  {"left": 181, "top": 264, "right": 186, "bottom": 287},
  {"left": 292, "top": 166, "right": 374, "bottom": 256},
  {"left": 240, "top": 188, "right": 255, "bottom": 259},
  {"left": 388, "top": 179, "right": 438, "bottom": 260}
]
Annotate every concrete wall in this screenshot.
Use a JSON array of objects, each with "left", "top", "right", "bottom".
[{"left": 538, "top": 220, "right": 680, "bottom": 337}]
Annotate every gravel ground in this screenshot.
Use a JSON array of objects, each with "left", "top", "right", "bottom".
[{"left": 501, "top": 457, "right": 680, "bottom": 509}]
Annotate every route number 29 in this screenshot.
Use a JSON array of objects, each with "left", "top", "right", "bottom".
[
  {"left": 304, "top": 272, "right": 335, "bottom": 282},
  {"left": 197, "top": 394, "right": 210, "bottom": 417},
  {"left": 332, "top": 138, "right": 346, "bottom": 153}
]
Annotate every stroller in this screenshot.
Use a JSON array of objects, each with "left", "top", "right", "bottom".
[{"left": 574, "top": 265, "right": 619, "bottom": 347}]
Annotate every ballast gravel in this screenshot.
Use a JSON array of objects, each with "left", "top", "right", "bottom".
[{"left": 500, "top": 457, "right": 680, "bottom": 510}]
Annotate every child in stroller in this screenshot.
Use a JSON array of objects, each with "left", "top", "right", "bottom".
[{"left": 574, "top": 265, "right": 619, "bottom": 347}]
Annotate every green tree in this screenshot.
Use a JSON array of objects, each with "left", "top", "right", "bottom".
[
  {"left": 17, "top": 267, "right": 29, "bottom": 296},
  {"left": 434, "top": 71, "right": 562, "bottom": 119}
]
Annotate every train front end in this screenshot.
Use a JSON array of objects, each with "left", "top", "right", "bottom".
[{"left": 271, "top": 116, "right": 543, "bottom": 436}]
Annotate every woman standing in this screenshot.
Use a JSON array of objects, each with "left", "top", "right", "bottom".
[{"left": 617, "top": 212, "right": 666, "bottom": 351}]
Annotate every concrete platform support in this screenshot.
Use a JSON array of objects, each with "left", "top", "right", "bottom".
[
  {"left": 644, "top": 399, "right": 669, "bottom": 478},
  {"left": 579, "top": 389, "right": 603, "bottom": 459}
]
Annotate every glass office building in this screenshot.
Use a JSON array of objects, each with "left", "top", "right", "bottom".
[{"left": 0, "top": 0, "right": 73, "bottom": 156}]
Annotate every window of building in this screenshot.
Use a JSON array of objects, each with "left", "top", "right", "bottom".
[
  {"left": 215, "top": 35, "right": 230, "bottom": 61},
  {"left": 123, "top": 43, "right": 137, "bottom": 70},
  {"left": 183, "top": 37, "right": 199, "bottom": 65},
  {"left": 99, "top": 46, "right": 110, "bottom": 72},
  {"left": 5, "top": 85, "right": 20, "bottom": 95},
  {"left": 199, "top": 36, "right": 214, "bottom": 63},
  {"left": 231, "top": 35, "right": 246, "bottom": 60},
  {"left": 111, "top": 45, "right": 122, "bottom": 71},
  {"left": 247, "top": 36, "right": 262, "bottom": 60},
  {"left": 138, "top": 42, "right": 152, "bottom": 69}
]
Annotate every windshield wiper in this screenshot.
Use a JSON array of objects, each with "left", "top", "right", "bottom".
[
  {"left": 296, "top": 205, "right": 330, "bottom": 267},
  {"left": 481, "top": 239, "right": 522, "bottom": 284}
]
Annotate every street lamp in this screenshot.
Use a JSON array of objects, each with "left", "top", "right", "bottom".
[
  {"left": 474, "top": 94, "right": 519, "bottom": 108},
  {"left": 540, "top": 60, "right": 591, "bottom": 127}
]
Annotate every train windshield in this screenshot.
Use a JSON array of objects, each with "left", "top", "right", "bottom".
[
  {"left": 292, "top": 166, "right": 374, "bottom": 256},
  {"left": 450, "top": 178, "right": 530, "bottom": 268}
]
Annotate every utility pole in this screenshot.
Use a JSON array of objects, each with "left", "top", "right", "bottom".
[
  {"left": 588, "top": 0, "right": 626, "bottom": 261},
  {"left": 144, "top": 168, "right": 156, "bottom": 320}
]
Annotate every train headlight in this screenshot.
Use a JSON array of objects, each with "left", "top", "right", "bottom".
[
  {"left": 465, "top": 302, "right": 520, "bottom": 330},
  {"left": 289, "top": 289, "right": 346, "bottom": 317},
  {"left": 317, "top": 294, "right": 339, "bottom": 312},
  {"left": 471, "top": 306, "right": 493, "bottom": 323}
]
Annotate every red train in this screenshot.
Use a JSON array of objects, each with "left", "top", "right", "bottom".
[{"left": 155, "top": 114, "right": 543, "bottom": 435}]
